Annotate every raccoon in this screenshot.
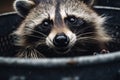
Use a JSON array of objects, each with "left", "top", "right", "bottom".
[{"left": 13, "top": 0, "right": 111, "bottom": 58}]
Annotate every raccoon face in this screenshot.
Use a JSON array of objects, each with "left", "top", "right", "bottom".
[{"left": 13, "top": 0, "right": 111, "bottom": 56}]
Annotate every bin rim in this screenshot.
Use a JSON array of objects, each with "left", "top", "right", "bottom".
[{"left": 0, "top": 51, "right": 120, "bottom": 68}]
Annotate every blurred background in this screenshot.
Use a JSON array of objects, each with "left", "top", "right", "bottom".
[
  {"left": 0, "top": 0, "right": 120, "bottom": 14},
  {"left": 0, "top": 0, "right": 14, "bottom": 14}
]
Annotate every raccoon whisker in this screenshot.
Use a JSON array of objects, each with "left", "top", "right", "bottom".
[
  {"left": 26, "top": 49, "right": 29, "bottom": 58},
  {"left": 30, "top": 49, "right": 35, "bottom": 58},
  {"left": 26, "top": 27, "right": 47, "bottom": 37},
  {"left": 34, "top": 51, "right": 38, "bottom": 58},
  {"left": 38, "top": 40, "right": 46, "bottom": 43},
  {"left": 76, "top": 26, "right": 92, "bottom": 35},
  {"left": 48, "top": 37, "right": 54, "bottom": 43},
  {"left": 32, "top": 50, "right": 37, "bottom": 58},
  {"left": 28, "top": 49, "right": 34, "bottom": 58},
  {"left": 77, "top": 37, "right": 96, "bottom": 40},
  {"left": 17, "top": 53, "right": 23, "bottom": 58},
  {"left": 32, "top": 49, "right": 37, "bottom": 58},
  {"left": 26, "top": 34, "right": 45, "bottom": 39},
  {"left": 32, "top": 53, "right": 35, "bottom": 58},
  {"left": 22, "top": 51, "right": 26, "bottom": 57},
  {"left": 33, "top": 49, "right": 45, "bottom": 58},
  {"left": 19, "top": 50, "right": 25, "bottom": 58},
  {"left": 16, "top": 48, "right": 26, "bottom": 58},
  {"left": 77, "top": 36, "right": 97, "bottom": 41},
  {"left": 37, "top": 42, "right": 46, "bottom": 45},
  {"left": 16, "top": 52, "right": 22, "bottom": 57},
  {"left": 77, "top": 32, "right": 96, "bottom": 38},
  {"left": 28, "top": 48, "right": 36, "bottom": 58},
  {"left": 31, "top": 49, "right": 45, "bottom": 58},
  {"left": 35, "top": 42, "right": 46, "bottom": 47}
]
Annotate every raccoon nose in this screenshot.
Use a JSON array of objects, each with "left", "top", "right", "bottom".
[{"left": 53, "top": 33, "right": 70, "bottom": 47}]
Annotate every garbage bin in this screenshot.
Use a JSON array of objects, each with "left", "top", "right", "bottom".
[{"left": 0, "top": 0, "right": 120, "bottom": 80}]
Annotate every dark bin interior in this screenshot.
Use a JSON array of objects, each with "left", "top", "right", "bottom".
[{"left": 0, "top": 0, "right": 120, "bottom": 80}]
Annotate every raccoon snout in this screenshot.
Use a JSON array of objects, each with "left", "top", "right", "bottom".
[{"left": 53, "top": 33, "right": 70, "bottom": 48}]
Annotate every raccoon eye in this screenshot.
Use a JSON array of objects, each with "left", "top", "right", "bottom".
[
  {"left": 42, "top": 19, "right": 52, "bottom": 27},
  {"left": 67, "top": 16, "right": 78, "bottom": 24},
  {"left": 65, "top": 16, "right": 84, "bottom": 26},
  {"left": 38, "top": 19, "right": 53, "bottom": 35}
]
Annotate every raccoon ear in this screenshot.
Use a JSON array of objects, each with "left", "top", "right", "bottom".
[
  {"left": 81, "top": 0, "right": 95, "bottom": 6},
  {"left": 13, "top": 0, "right": 35, "bottom": 17}
]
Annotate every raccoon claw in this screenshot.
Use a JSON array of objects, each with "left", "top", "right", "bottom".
[
  {"left": 100, "top": 49, "right": 110, "bottom": 54},
  {"left": 93, "top": 49, "right": 110, "bottom": 55}
]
